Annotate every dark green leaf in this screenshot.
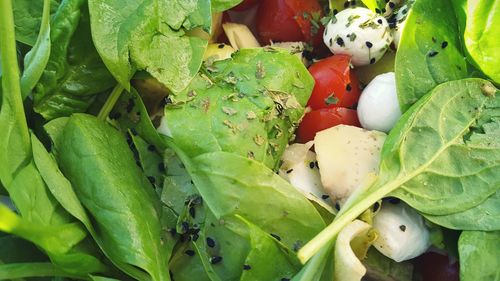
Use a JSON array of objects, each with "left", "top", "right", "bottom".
[
  {"left": 33, "top": 1, "right": 115, "bottom": 120},
  {"left": 362, "top": 248, "right": 414, "bottom": 281},
  {"left": 55, "top": 114, "right": 172, "bottom": 281},
  {"left": 13, "top": 0, "right": 60, "bottom": 46},
  {"left": 0, "top": 262, "right": 87, "bottom": 280},
  {"left": 88, "top": 0, "right": 211, "bottom": 92}
]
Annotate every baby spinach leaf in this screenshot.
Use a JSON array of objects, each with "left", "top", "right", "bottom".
[
  {"left": 164, "top": 48, "right": 314, "bottom": 169},
  {"left": 13, "top": 0, "right": 60, "bottom": 46},
  {"left": 459, "top": 231, "right": 500, "bottom": 281},
  {"left": 425, "top": 190, "right": 500, "bottom": 231},
  {"left": 362, "top": 248, "right": 414, "bottom": 281},
  {"left": 189, "top": 151, "right": 325, "bottom": 250},
  {"left": 20, "top": 0, "right": 51, "bottom": 99},
  {"left": 88, "top": 0, "right": 211, "bottom": 92},
  {"left": 395, "top": 0, "right": 468, "bottom": 111},
  {"left": 459, "top": 0, "right": 500, "bottom": 83},
  {"left": 129, "top": 133, "right": 165, "bottom": 190},
  {"left": 211, "top": 0, "right": 243, "bottom": 12},
  {"left": 55, "top": 114, "right": 172, "bottom": 281},
  {"left": 298, "top": 79, "right": 499, "bottom": 263},
  {"left": 33, "top": 0, "right": 115, "bottom": 120}
]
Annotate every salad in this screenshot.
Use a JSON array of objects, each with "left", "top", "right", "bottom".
[{"left": 0, "top": 0, "right": 498, "bottom": 280}]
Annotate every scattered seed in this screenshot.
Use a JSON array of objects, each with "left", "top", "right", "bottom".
[
  {"left": 270, "top": 233, "right": 282, "bottom": 241},
  {"left": 185, "top": 250, "right": 195, "bottom": 256},
  {"left": 399, "top": 225, "right": 407, "bottom": 232},
  {"left": 428, "top": 50, "right": 439, "bottom": 57},
  {"left": 321, "top": 194, "right": 330, "bottom": 200},
  {"left": 441, "top": 41, "right": 448, "bottom": 49},
  {"left": 210, "top": 256, "right": 223, "bottom": 264},
  {"left": 206, "top": 237, "right": 216, "bottom": 248}
]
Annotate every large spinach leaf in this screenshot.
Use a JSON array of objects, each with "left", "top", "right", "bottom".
[
  {"left": 33, "top": 0, "right": 115, "bottom": 120},
  {"left": 88, "top": 0, "right": 211, "bottom": 92},
  {"left": 395, "top": 0, "right": 468, "bottom": 111},
  {"left": 457, "top": 0, "right": 500, "bottom": 83},
  {"left": 459, "top": 231, "right": 500, "bottom": 281},
  {"left": 54, "top": 114, "right": 172, "bottom": 281},
  {"left": 298, "top": 78, "right": 499, "bottom": 262},
  {"left": 164, "top": 48, "right": 314, "bottom": 169}
]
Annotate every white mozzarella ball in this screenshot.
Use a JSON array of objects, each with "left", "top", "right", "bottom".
[
  {"left": 323, "top": 7, "right": 393, "bottom": 66},
  {"left": 357, "top": 72, "right": 401, "bottom": 132},
  {"left": 373, "top": 201, "right": 431, "bottom": 262}
]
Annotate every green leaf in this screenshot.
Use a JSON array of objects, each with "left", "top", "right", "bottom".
[
  {"left": 55, "top": 114, "right": 172, "bottom": 281},
  {"left": 13, "top": 0, "right": 60, "bottom": 46},
  {"left": 19, "top": 0, "right": 51, "bottom": 99},
  {"left": 211, "top": 0, "right": 243, "bottom": 12},
  {"left": 362, "top": 248, "right": 414, "bottom": 281},
  {"left": 129, "top": 133, "right": 165, "bottom": 189},
  {"left": 360, "top": 0, "right": 381, "bottom": 12},
  {"left": 33, "top": 1, "right": 115, "bottom": 120},
  {"left": 395, "top": 0, "right": 468, "bottom": 111},
  {"left": 460, "top": 0, "right": 500, "bottom": 83},
  {"left": 164, "top": 48, "right": 314, "bottom": 169},
  {"left": 0, "top": 262, "right": 87, "bottom": 280},
  {"left": 88, "top": 0, "right": 211, "bottom": 92},
  {"left": 298, "top": 79, "right": 499, "bottom": 263},
  {"left": 459, "top": 231, "right": 500, "bottom": 281},
  {"left": 190, "top": 151, "right": 325, "bottom": 250},
  {"left": 425, "top": 190, "right": 500, "bottom": 231},
  {"left": 0, "top": 235, "right": 48, "bottom": 264}
]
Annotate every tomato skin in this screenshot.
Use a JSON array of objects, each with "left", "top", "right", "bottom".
[
  {"left": 256, "top": 0, "right": 323, "bottom": 46},
  {"left": 415, "top": 252, "right": 459, "bottom": 281},
  {"left": 307, "top": 55, "right": 361, "bottom": 110},
  {"left": 231, "top": 0, "right": 261, "bottom": 11},
  {"left": 297, "top": 108, "right": 361, "bottom": 143}
]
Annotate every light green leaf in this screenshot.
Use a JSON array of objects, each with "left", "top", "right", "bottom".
[
  {"left": 88, "top": 0, "right": 211, "bottom": 92},
  {"left": 459, "top": 231, "right": 500, "bottom": 281},
  {"left": 211, "top": 0, "right": 243, "bottom": 12}
]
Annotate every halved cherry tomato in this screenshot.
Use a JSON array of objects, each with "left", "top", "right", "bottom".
[
  {"left": 231, "top": 0, "right": 261, "bottom": 11},
  {"left": 256, "top": 0, "right": 324, "bottom": 47},
  {"left": 307, "top": 55, "right": 361, "bottom": 110},
  {"left": 415, "top": 252, "right": 459, "bottom": 281},
  {"left": 297, "top": 108, "right": 361, "bottom": 143}
]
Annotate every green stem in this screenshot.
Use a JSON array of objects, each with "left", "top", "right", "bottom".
[
  {"left": 97, "top": 84, "right": 124, "bottom": 120},
  {"left": 297, "top": 179, "right": 398, "bottom": 263},
  {"left": 0, "top": 0, "right": 30, "bottom": 143}
]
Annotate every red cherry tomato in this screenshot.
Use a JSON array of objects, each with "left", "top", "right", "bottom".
[
  {"left": 256, "top": 0, "right": 324, "bottom": 47},
  {"left": 307, "top": 55, "right": 361, "bottom": 110},
  {"left": 231, "top": 0, "right": 261, "bottom": 11},
  {"left": 415, "top": 252, "right": 459, "bottom": 281},
  {"left": 297, "top": 108, "right": 361, "bottom": 143}
]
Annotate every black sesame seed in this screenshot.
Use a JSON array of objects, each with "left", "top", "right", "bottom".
[
  {"left": 346, "top": 83, "right": 352, "bottom": 91},
  {"left": 344, "top": 1, "right": 350, "bottom": 8},
  {"left": 270, "top": 233, "right": 282, "bottom": 241},
  {"left": 130, "top": 128, "right": 138, "bottom": 135},
  {"left": 402, "top": 8, "right": 408, "bottom": 14},
  {"left": 147, "top": 144, "right": 156, "bottom": 151},
  {"left": 335, "top": 202, "right": 341, "bottom": 210},
  {"left": 181, "top": 221, "right": 190, "bottom": 233},
  {"left": 315, "top": 161, "right": 319, "bottom": 169},
  {"left": 192, "top": 233, "right": 199, "bottom": 241},
  {"left": 381, "top": 8, "right": 386, "bottom": 13},
  {"left": 428, "top": 51, "right": 439, "bottom": 57},
  {"left": 329, "top": 37, "right": 333, "bottom": 47},
  {"left": 336, "top": 37, "right": 345, "bottom": 47},
  {"left": 185, "top": 249, "right": 195, "bottom": 256},
  {"left": 375, "top": 8, "right": 381, "bottom": 13},
  {"left": 388, "top": 1, "right": 395, "bottom": 8},
  {"left": 321, "top": 194, "right": 330, "bottom": 200},
  {"left": 210, "top": 256, "right": 223, "bottom": 264},
  {"left": 206, "top": 237, "right": 216, "bottom": 248},
  {"left": 377, "top": 19, "right": 383, "bottom": 24},
  {"left": 373, "top": 202, "right": 380, "bottom": 212},
  {"left": 286, "top": 169, "right": 294, "bottom": 174},
  {"left": 189, "top": 207, "right": 196, "bottom": 218},
  {"left": 399, "top": 225, "right": 407, "bottom": 232},
  {"left": 309, "top": 162, "right": 315, "bottom": 169},
  {"left": 432, "top": 37, "right": 437, "bottom": 43},
  {"left": 243, "top": 264, "right": 252, "bottom": 270},
  {"left": 158, "top": 162, "right": 166, "bottom": 172},
  {"left": 218, "top": 44, "right": 225, "bottom": 49},
  {"left": 388, "top": 197, "right": 400, "bottom": 204},
  {"left": 389, "top": 22, "right": 397, "bottom": 28},
  {"left": 370, "top": 58, "right": 376, "bottom": 64},
  {"left": 148, "top": 176, "right": 155, "bottom": 184},
  {"left": 350, "top": 0, "right": 356, "bottom": 6},
  {"left": 441, "top": 41, "right": 448, "bottom": 49},
  {"left": 333, "top": 9, "right": 338, "bottom": 15}
]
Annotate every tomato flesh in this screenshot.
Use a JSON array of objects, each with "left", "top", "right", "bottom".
[
  {"left": 307, "top": 55, "right": 361, "bottom": 110},
  {"left": 256, "top": 0, "right": 323, "bottom": 46},
  {"left": 297, "top": 108, "right": 361, "bottom": 143}
]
